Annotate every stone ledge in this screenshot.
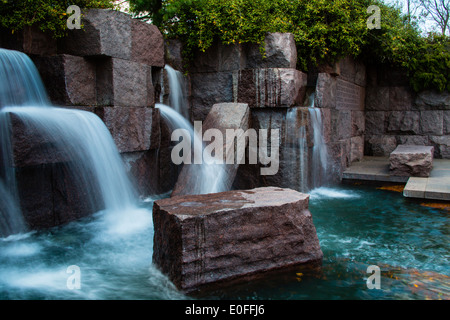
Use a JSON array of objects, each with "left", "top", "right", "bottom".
[{"left": 152, "top": 187, "right": 323, "bottom": 292}]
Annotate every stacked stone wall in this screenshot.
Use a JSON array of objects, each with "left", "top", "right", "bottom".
[
  {"left": 0, "top": 9, "right": 166, "bottom": 229},
  {"left": 365, "top": 65, "right": 450, "bottom": 159}
]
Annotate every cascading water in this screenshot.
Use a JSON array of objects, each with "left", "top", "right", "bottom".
[
  {"left": 163, "top": 65, "right": 189, "bottom": 119},
  {"left": 0, "top": 51, "right": 447, "bottom": 301},
  {"left": 308, "top": 95, "right": 329, "bottom": 189},
  {"left": 0, "top": 48, "right": 138, "bottom": 237},
  {"left": 285, "top": 108, "right": 308, "bottom": 193},
  {"left": 157, "top": 103, "right": 227, "bottom": 195},
  {"left": 158, "top": 64, "right": 227, "bottom": 195},
  {"left": 0, "top": 49, "right": 49, "bottom": 107},
  {"left": 286, "top": 93, "right": 329, "bottom": 193}
]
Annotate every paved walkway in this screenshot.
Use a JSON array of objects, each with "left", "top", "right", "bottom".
[{"left": 342, "top": 156, "right": 450, "bottom": 201}]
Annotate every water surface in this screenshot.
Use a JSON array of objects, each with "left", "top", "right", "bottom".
[{"left": 0, "top": 185, "right": 448, "bottom": 300}]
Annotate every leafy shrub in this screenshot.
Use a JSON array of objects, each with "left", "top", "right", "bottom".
[
  {"left": 130, "top": 0, "right": 449, "bottom": 92},
  {"left": 0, "top": 0, "right": 114, "bottom": 38}
]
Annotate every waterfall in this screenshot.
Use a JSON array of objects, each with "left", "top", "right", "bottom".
[
  {"left": 285, "top": 108, "right": 308, "bottom": 193},
  {"left": 159, "top": 64, "right": 227, "bottom": 195},
  {"left": 164, "top": 65, "right": 189, "bottom": 119},
  {"left": 156, "top": 103, "right": 227, "bottom": 195},
  {"left": 308, "top": 94, "right": 329, "bottom": 189},
  {"left": 309, "top": 107, "right": 328, "bottom": 189},
  {"left": 0, "top": 49, "right": 49, "bottom": 107},
  {"left": 0, "top": 49, "right": 138, "bottom": 237},
  {"left": 286, "top": 93, "right": 329, "bottom": 193}
]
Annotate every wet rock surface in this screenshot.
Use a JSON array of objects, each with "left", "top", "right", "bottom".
[
  {"left": 171, "top": 102, "right": 250, "bottom": 197},
  {"left": 152, "top": 187, "right": 323, "bottom": 292}
]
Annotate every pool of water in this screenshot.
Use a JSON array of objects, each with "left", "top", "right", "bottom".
[{"left": 0, "top": 184, "right": 448, "bottom": 300}]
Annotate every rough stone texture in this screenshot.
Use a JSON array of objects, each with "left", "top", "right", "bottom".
[
  {"left": 314, "top": 73, "right": 336, "bottom": 109},
  {"left": 365, "top": 86, "right": 389, "bottom": 111},
  {"left": 131, "top": 19, "right": 164, "bottom": 67},
  {"left": 336, "top": 78, "right": 365, "bottom": 110},
  {"left": 327, "top": 140, "right": 351, "bottom": 179},
  {"left": 330, "top": 109, "right": 352, "bottom": 141},
  {"left": 350, "top": 136, "right": 364, "bottom": 163},
  {"left": 365, "top": 111, "right": 385, "bottom": 135},
  {"left": 338, "top": 56, "right": 366, "bottom": 87},
  {"left": 415, "top": 90, "right": 450, "bottom": 110},
  {"left": 396, "top": 135, "right": 431, "bottom": 147},
  {"left": 317, "top": 61, "right": 341, "bottom": 76},
  {"left": 389, "top": 86, "right": 413, "bottom": 111},
  {"left": 16, "top": 163, "right": 101, "bottom": 230},
  {"left": 58, "top": 9, "right": 132, "bottom": 60},
  {"left": 444, "top": 111, "right": 450, "bottom": 134},
  {"left": 33, "top": 55, "right": 96, "bottom": 106},
  {"left": 190, "top": 32, "right": 296, "bottom": 74},
  {"left": 34, "top": 54, "right": 155, "bottom": 108},
  {"left": 95, "top": 106, "right": 159, "bottom": 153},
  {"left": 190, "top": 42, "right": 245, "bottom": 73},
  {"left": 246, "top": 33, "right": 297, "bottom": 69},
  {"left": 389, "top": 144, "right": 434, "bottom": 177},
  {"left": 97, "top": 58, "right": 154, "bottom": 107},
  {"left": 237, "top": 68, "right": 306, "bottom": 108},
  {"left": 420, "top": 110, "right": 443, "bottom": 135},
  {"left": 165, "top": 39, "right": 185, "bottom": 72},
  {"left": 429, "top": 135, "right": 450, "bottom": 158},
  {"left": 365, "top": 135, "right": 398, "bottom": 157},
  {"left": 387, "top": 111, "right": 420, "bottom": 134},
  {"left": 190, "top": 72, "right": 234, "bottom": 121},
  {"left": 364, "top": 64, "right": 450, "bottom": 160},
  {"left": 0, "top": 25, "right": 57, "bottom": 56},
  {"left": 351, "top": 111, "right": 365, "bottom": 136},
  {"left": 320, "top": 108, "right": 332, "bottom": 144},
  {"left": 171, "top": 103, "right": 250, "bottom": 197},
  {"left": 152, "top": 187, "right": 323, "bottom": 292}
]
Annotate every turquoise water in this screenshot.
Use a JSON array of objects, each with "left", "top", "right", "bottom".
[{"left": 0, "top": 185, "right": 448, "bottom": 300}]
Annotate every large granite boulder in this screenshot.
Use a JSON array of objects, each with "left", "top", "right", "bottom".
[
  {"left": 96, "top": 58, "right": 154, "bottom": 107},
  {"left": 190, "top": 32, "right": 297, "bottom": 73},
  {"left": 237, "top": 68, "right": 306, "bottom": 108},
  {"left": 95, "top": 106, "right": 160, "bottom": 153},
  {"left": 246, "top": 32, "right": 297, "bottom": 69},
  {"left": 58, "top": 9, "right": 132, "bottom": 60},
  {"left": 389, "top": 144, "right": 434, "bottom": 177},
  {"left": 32, "top": 54, "right": 96, "bottom": 106},
  {"left": 58, "top": 9, "right": 164, "bottom": 67},
  {"left": 131, "top": 19, "right": 164, "bottom": 67},
  {"left": 152, "top": 187, "right": 323, "bottom": 292}
]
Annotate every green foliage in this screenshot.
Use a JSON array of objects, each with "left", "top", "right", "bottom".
[
  {"left": 130, "top": 0, "right": 449, "bottom": 92},
  {"left": 138, "top": 0, "right": 372, "bottom": 71},
  {"left": 361, "top": 3, "right": 449, "bottom": 92},
  {"left": 0, "top": 0, "right": 114, "bottom": 38},
  {"left": 407, "top": 34, "right": 450, "bottom": 92}
]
